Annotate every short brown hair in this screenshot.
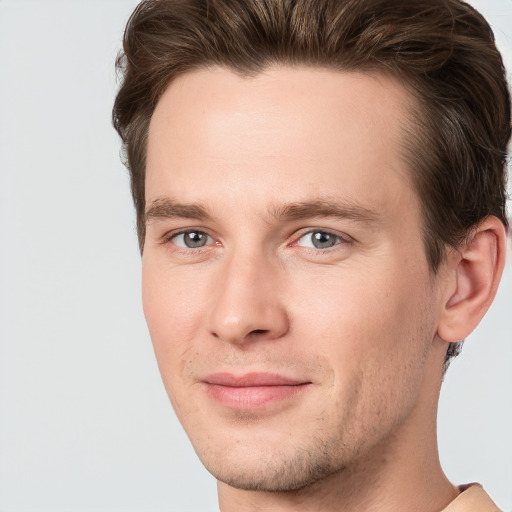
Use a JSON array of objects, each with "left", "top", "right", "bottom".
[{"left": 112, "top": 0, "right": 511, "bottom": 367}]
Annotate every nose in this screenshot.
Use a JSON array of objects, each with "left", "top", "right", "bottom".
[{"left": 207, "top": 251, "right": 289, "bottom": 346}]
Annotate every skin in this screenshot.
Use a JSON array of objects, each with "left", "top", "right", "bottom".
[{"left": 142, "top": 66, "right": 506, "bottom": 512}]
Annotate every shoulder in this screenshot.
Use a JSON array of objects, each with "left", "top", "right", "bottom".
[{"left": 443, "top": 484, "right": 501, "bottom": 512}]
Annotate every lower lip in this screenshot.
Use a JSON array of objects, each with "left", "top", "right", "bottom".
[{"left": 204, "top": 383, "right": 310, "bottom": 409}]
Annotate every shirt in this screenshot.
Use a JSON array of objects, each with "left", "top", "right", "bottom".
[{"left": 443, "top": 484, "right": 501, "bottom": 512}]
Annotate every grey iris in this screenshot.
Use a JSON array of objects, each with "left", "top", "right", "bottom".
[
  {"left": 312, "top": 232, "right": 337, "bottom": 249},
  {"left": 184, "top": 231, "right": 207, "bottom": 248}
]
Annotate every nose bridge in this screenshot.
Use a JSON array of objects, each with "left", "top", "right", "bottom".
[{"left": 207, "top": 245, "right": 288, "bottom": 344}]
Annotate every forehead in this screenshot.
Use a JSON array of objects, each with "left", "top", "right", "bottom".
[{"left": 146, "top": 66, "right": 417, "bottom": 220}]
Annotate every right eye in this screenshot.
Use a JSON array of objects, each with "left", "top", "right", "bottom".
[{"left": 170, "top": 230, "right": 212, "bottom": 249}]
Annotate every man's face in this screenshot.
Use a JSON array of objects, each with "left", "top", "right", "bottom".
[{"left": 143, "top": 67, "right": 444, "bottom": 491}]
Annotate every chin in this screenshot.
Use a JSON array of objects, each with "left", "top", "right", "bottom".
[{"left": 193, "top": 433, "right": 349, "bottom": 492}]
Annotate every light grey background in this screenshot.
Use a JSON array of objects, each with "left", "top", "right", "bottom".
[{"left": 0, "top": 1, "right": 510, "bottom": 511}]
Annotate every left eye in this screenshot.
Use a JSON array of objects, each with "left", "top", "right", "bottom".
[
  {"left": 296, "top": 231, "right": 342, "bottom": 249},
  {"left": 171, "top": 231, "right": 211, "bottom": 248}
]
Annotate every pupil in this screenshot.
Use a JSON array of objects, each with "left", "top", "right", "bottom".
[
  {"left": 184, "top": 232, "right": 206, "bottom": 248},
  {"left": 312, "top": 232, "right": 335, "bottom": 249}
]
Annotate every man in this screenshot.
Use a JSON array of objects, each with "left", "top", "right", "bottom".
[{"left": 113, "top": 0, "right": 510, "bottom": 510}]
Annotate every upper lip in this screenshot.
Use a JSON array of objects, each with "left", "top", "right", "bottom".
[{"left": 203, "top": 372, "right": 310, "bottom": 387}]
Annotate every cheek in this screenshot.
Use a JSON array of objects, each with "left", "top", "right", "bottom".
[
  {"left": 141, "top": 259, "right": 208, "bottom": 377},
  {"left": 289, "top": 261, "right": 434, "bottom": 383},
  {"left": 290, "top": 266, "right": 434, "bottom": 444}
]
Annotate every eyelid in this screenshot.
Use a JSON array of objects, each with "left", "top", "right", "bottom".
[
  {"left": 291, "top": 228, "right": 353, "bottom": 249},
  {"left": 159, "top": 226, "right": 352, "bottom": 251},
  {"left": 161, "top": 228, "right": 218, "bottom": 248}
]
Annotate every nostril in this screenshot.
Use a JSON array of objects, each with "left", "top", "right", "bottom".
[{"left": 250, "top": 329, "right": 268, "bottom": 335}]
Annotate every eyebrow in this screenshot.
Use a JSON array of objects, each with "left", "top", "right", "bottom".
[
  {"left": 145, "top": 198, "right": 211, "bottom": 223},
  {"left": 145, "top": 197, "right": 379, "bottom": 225},
  {"left": 270, "top": 199, "right": 380, "bottom": 224}
]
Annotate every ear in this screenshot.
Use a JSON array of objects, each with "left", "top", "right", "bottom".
[{"left": 437, "top": 216, "right": 508, "bottom": 343}]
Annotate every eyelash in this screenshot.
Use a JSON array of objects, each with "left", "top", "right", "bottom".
[
  {"left": 161, "top": 229, "right": 216, "bottom": 250},
  {"left": 161, "top": 228, "right": 352, "bottom": 253},
  {"left": 161, "top": 228, "right": 354, "bottom": 256},
  {"left": 292, "top": 229, "right": 351, "bottom": 252}
]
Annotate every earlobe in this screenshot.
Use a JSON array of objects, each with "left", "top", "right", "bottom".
[{"left": 437, "top": 216, "right": 507, "bottom": 343}]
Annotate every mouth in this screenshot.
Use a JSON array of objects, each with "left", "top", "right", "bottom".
[{"left": 202, "top": 372, "right": 312, "bottom": 409}]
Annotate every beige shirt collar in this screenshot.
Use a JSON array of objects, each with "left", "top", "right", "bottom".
[{"left": 443, "top": 484, "right": 501, "bottom": 512}]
